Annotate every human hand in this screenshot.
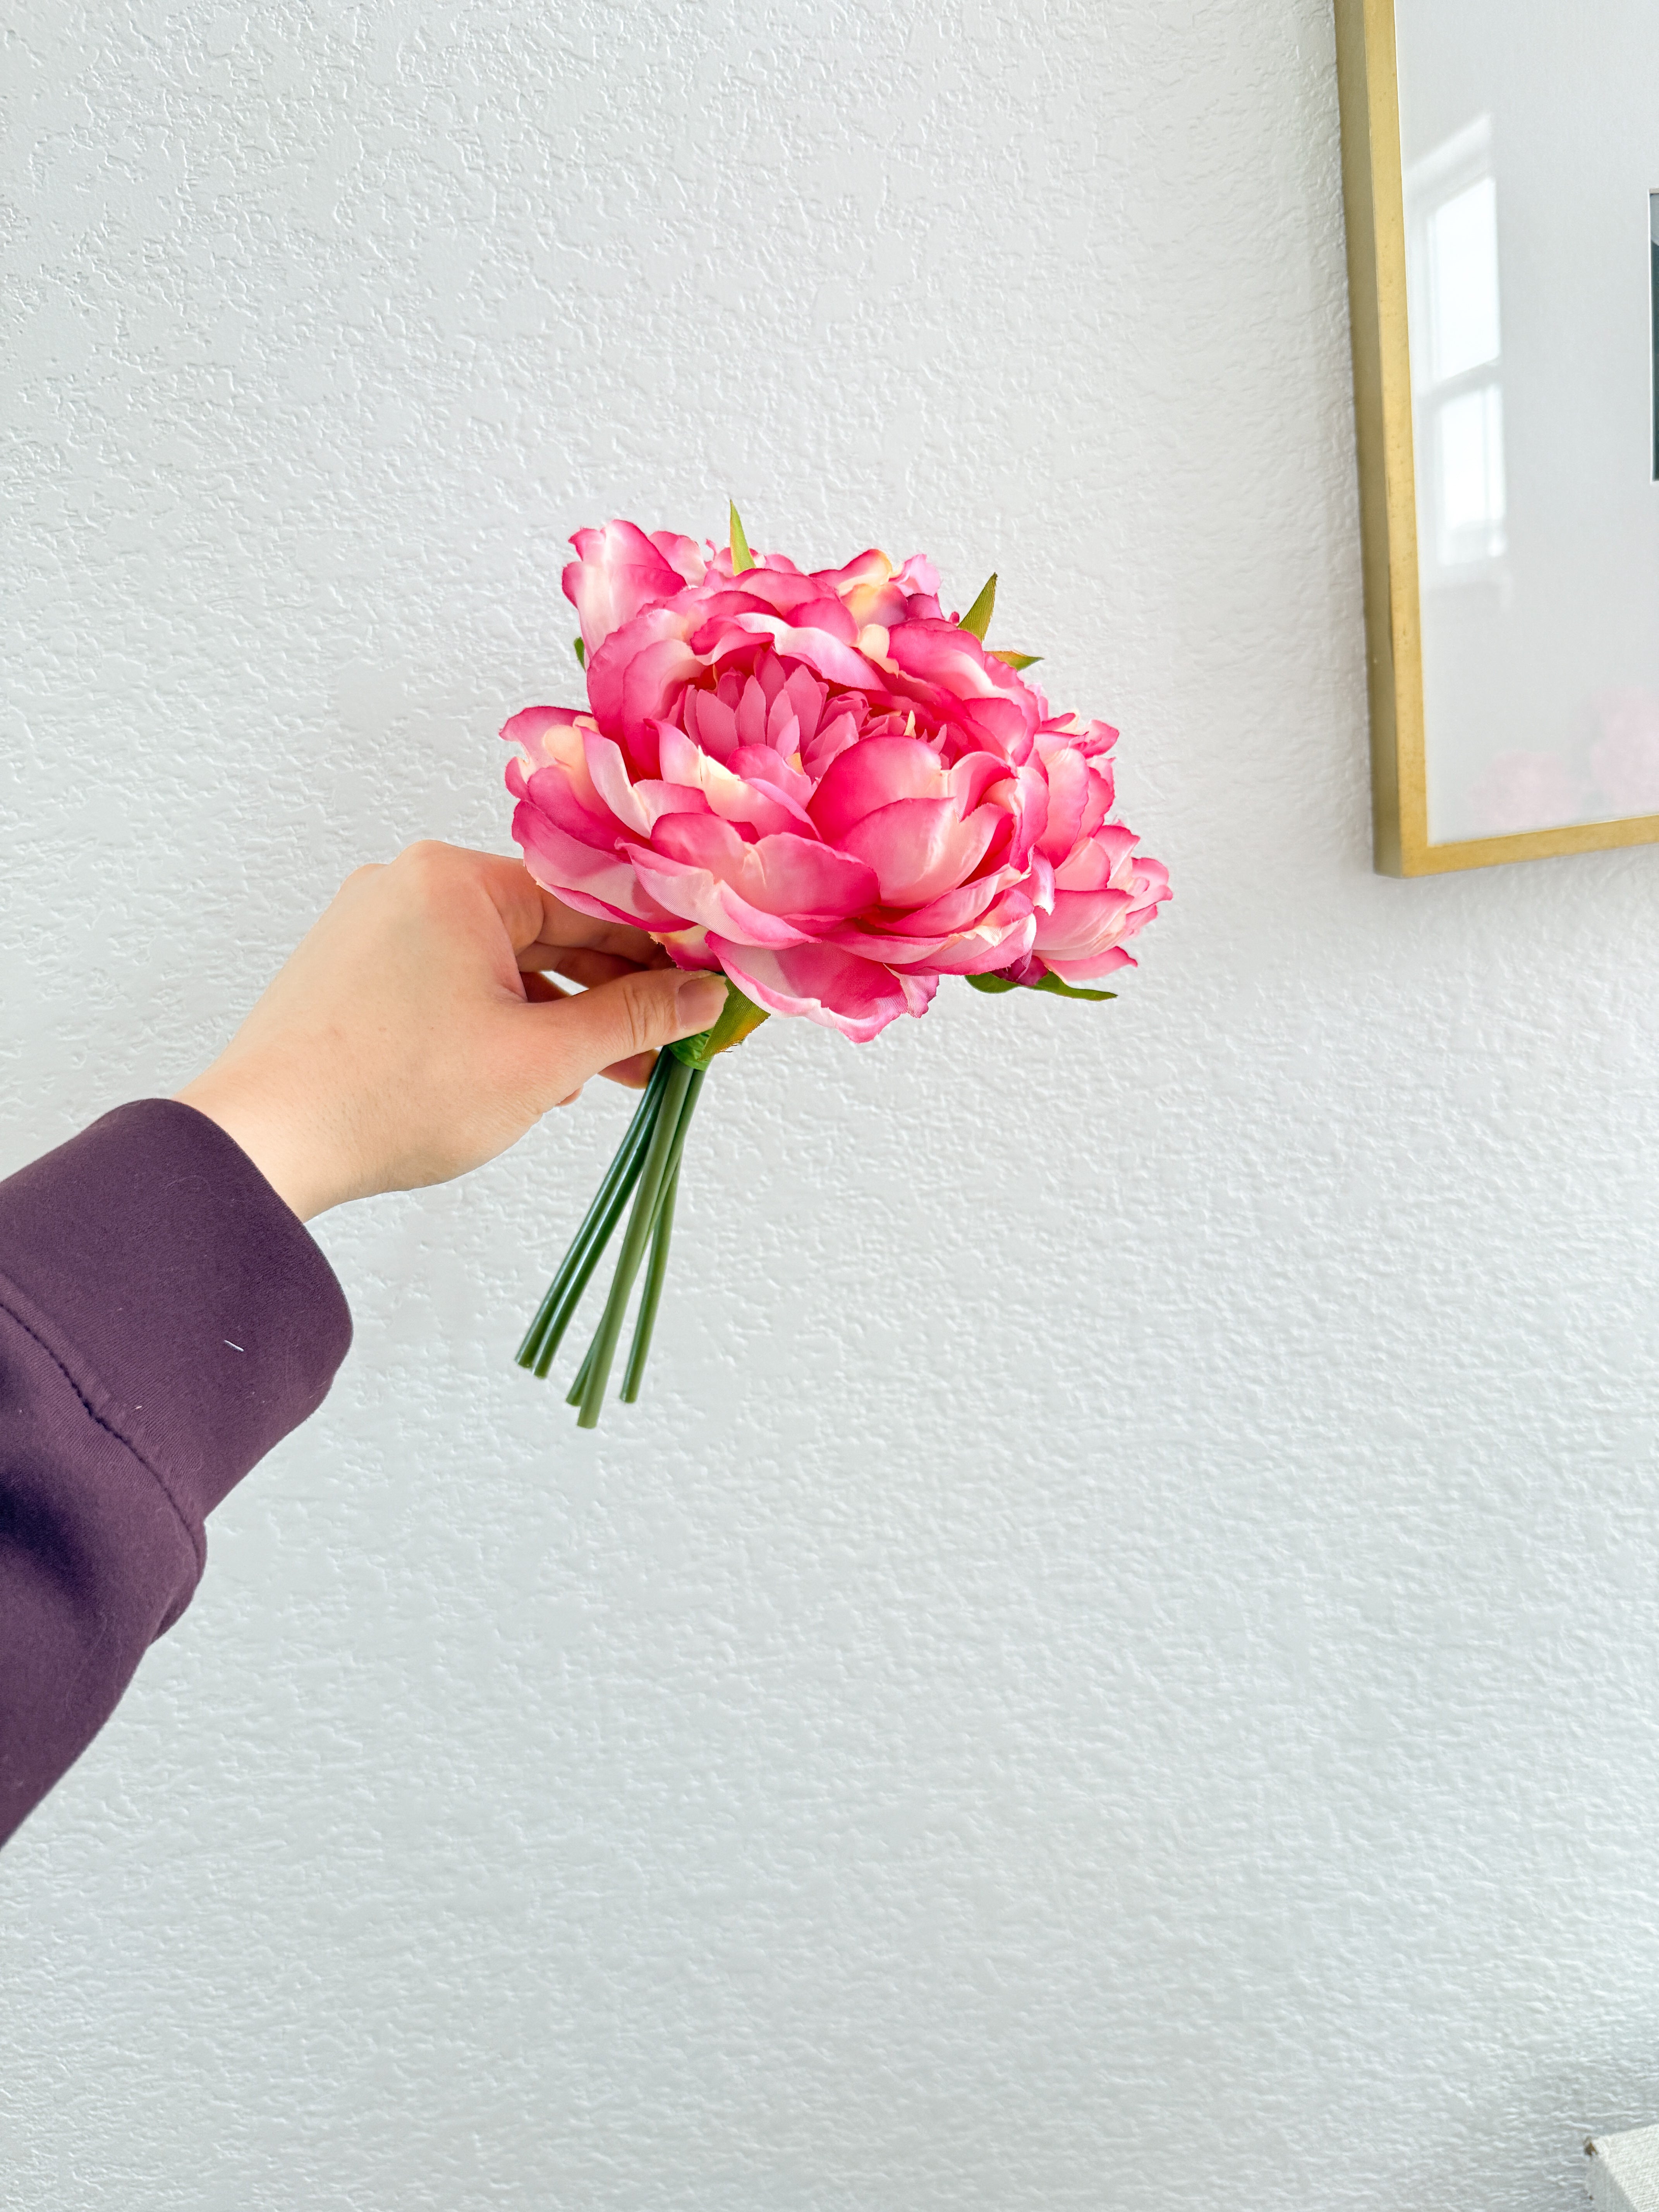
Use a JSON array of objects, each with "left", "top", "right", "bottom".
[{"left": 174, "top": 841, "right": 728, "bottom": 1221}]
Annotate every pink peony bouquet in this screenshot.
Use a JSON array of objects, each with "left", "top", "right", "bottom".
[{"left": 505, "top": 509, "right": 1169, "bottom": 1425}]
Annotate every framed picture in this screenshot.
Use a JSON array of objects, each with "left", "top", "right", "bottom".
[{"left": 1334, "top": 0, "right": 1659, "bottom": 875}]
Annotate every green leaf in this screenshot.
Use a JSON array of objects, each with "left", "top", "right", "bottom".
[
  {"left": 990, "top": 649, "right": 1041, "bottom": 671},
  {"left": 1031, "top": 971, "right": 1116, "bottom": 1001},
  {"left": 965, "top": 970, "right": 1116, "bottom": 1002},
  {"left": 729, "top": 501, "right": 753, "bottom": 576},
  {"left": 959, "top": 572, "right": 996, "bottom": 640},
  {"left": 573, "top": 635, "right": 587, "bottom": 670}
]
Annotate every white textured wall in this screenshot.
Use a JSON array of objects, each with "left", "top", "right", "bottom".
[{"left": 6, "top": 4, "right": 1659, "bottom": 2207}]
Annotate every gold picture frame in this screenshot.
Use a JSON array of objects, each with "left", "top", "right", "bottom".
[{"left": 1333, "top": 0, "right": 1659, "bottom": 875}]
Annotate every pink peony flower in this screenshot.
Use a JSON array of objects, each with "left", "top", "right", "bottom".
[{"left": 505, "top": 518, "right": 1170, "bottom": 1041}]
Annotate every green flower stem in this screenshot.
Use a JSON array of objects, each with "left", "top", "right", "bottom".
[
  {"left": 529, "top": 1123, "right": 660, "bottom": 1382},
  {"left": 620, "top": 1065, "right": 706, "bottom": 1403},
  {"left": 619, "top": 1170, "right": 677, "bottom": 1405},
  {"left": 575, "top": 1055, "right": 694, "bottom": 1429},
  {"left": 517, "top": 1054, "right": 666, "bottom": 1369},
  {"left": 515, "top": 1051, "right": 672, "bottom": 1374},
  {"left": 564, "top": 1338, "right": 595, "bottom": 1408},
  {"left": 667, "top": 977, "right": 769, "bottom": 1068},
  {"left": 563, "top": 1066, "right": 704, "bottom": 1412}
]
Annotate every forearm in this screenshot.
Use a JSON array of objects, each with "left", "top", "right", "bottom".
[
  {"left": 0, "top": 1101, "right": 350, "bottom": 1845},
  {"left": 0, "top": 845, "right": 718, "bottom": 1847}
]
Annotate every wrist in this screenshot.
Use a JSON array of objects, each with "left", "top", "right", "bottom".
[{"left": 173, "top": 1061, "right": 349, "bottom": 1222}]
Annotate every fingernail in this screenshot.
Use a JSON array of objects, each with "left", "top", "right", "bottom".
[{"left": 675, "top": 975, "right": 728, "bottom": 1031}]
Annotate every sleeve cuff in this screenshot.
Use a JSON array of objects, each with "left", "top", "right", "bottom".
[{"left": 0, "top": 1099, "right": 352, "bottom": 1537}]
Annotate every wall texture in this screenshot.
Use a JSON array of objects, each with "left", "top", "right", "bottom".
[{"left": 6, "top": 3, "right": 1659, "bottom": 2207}]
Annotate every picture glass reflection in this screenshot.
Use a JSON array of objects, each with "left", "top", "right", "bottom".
[{"left": 1394, "top": 3, "right": 1659, "bottom": 840}]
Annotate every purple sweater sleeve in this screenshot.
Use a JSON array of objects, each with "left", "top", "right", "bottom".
[{"left": 0, "top": 1100, "right": 351, "bottom": 1845}]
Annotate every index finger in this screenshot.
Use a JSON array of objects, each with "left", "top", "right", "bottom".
[{"left": 477, "top": 850, "right": 665, "bottom": 967}]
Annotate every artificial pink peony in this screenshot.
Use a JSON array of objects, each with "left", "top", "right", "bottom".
[
  {"left": 505, "top": 515, "right": 1172, "bottom": 1426},
  {"left": 505, "top": 517, "right": 1169, "bottom": 1042}
]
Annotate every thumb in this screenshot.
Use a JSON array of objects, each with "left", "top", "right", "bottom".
[{"left": 526, "top": 966, "right": 730, "bottom": 1102}]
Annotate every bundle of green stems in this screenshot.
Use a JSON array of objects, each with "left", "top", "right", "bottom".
[{"left": 515, "top": 979, "right": 765, "bottom": 1427}]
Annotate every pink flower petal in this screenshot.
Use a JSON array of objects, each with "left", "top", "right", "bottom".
[
  {"left": 783, "top": 665, "right": 824, "bottom": 743},
  {"left": 896, "top": 898, "right": 1036, "bottom": 975},
  {"left": 521, "top": 761, "right": 621, "bottom": 841},
  {"left": 682, "top": 687, "right": 739, "bottom": 761},
  {"left": 650, "top": 805, "right": 747, "bottom": 871},
  {"left": 650, "top": 814, "right": 877, "bottom": 925},
  {"left": 648, "top": 530, "right": 707, "bottom": 587},
  {"left": 813, "top": 547, "right": 896, "bottom": 602},
  {"left": 735, "top": 675, "right": 769, "bottom": 751},
  {"left": 581, "top": 732, "right": 652, "bottom": 836},
  {"left": 629, "top": 833, "right": 815, "bottom": 947},
  {"left": 631, "top": 779, "right": 713, "bottom": 831},
  {"left": 833, "top": 886, "right": 1035, "bottom": 972},
  {"left": 563, "top": 521, "right": 690, "bottom": 654},
  {"left": 840, "top": 797, "right": 1000, "bottom": 907},
  {"left": 1130, "top": 854, "right": 1171, "bottom": 905},
  {"left": 1034, "top": 745, "right": 1089, "bottom": 862},
  {"left": 500, "top": 702, "right": 586, "bottom": 763},
  {"left": 1041, "top": 946, "right": 1137, "bottom": 982},
  {"left": 807, "top": 735, "right": 948, "bottom": 843},
  {"left": 884, "top": 867, "right": 1020, "bottom": 937},
  {"left": 721, "top": 615, "right": 885, "bottom": 694},
  {"left": 1004, "top": 760, "right": 1050, "bottom": 869},
  {"left": 501, "top": 704, "right": 614, "bottom": 819},
  {"left": 618, "top": 636, "right": 704, "bottom": 760},
  {"left": 1037, "top": 884, "right": 1129, "bottom": 941},
  {"left": 728, "top": 745, "right": 814, "bottom": 808},
  {"left": 707, "top": 936, "right": 924, "bottom": 1042},
  {"left": 512, "top": 802, "right": 679, "bottom": 928},
  {"left": 656, "top": 723, "right": 806, "bottom": 836},
  {"left": 649, "top": 810, "right": 752, "bottom": 873},
  {"left": 952, "top": 693, "right": 1036, "bottom": 757},
  {"left": 822, "top": 921, "right": 953, "bottom": 962},
  {"left": 1053, "top": 821, "right": 1139, "bottom": 891},
  {"left": 1032, "top": 889, "right": 1140, "bottom": 965},
  {"left": 948, "top": 750, "right": 1018, "bottom": 815},
  {"left": 657, "top": 925, "right": 719, "bottom": 970},
  {"left": 585, "top": 605, "right": 702, "bottom": 759},
  {"left": 764, "top": 700, "right": 801, "bottom": 757},
  {"left": 894, "top": 967, "right": 940, "bottom": 1015},
  {"left": 706, "top": 567, "right": 821, "bottom": 618},
  {"left": 800, "top": 707, "right": 864, "bottom": 781},
  {"left": 885, "top": 618, "right": 1012, "bottom": 701},
  {"left": 1079, "top": 762, "right": 1115, "bottom": 841},
  {"left": 736, "top": 832, "right": 880, "bottom": 921}
]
